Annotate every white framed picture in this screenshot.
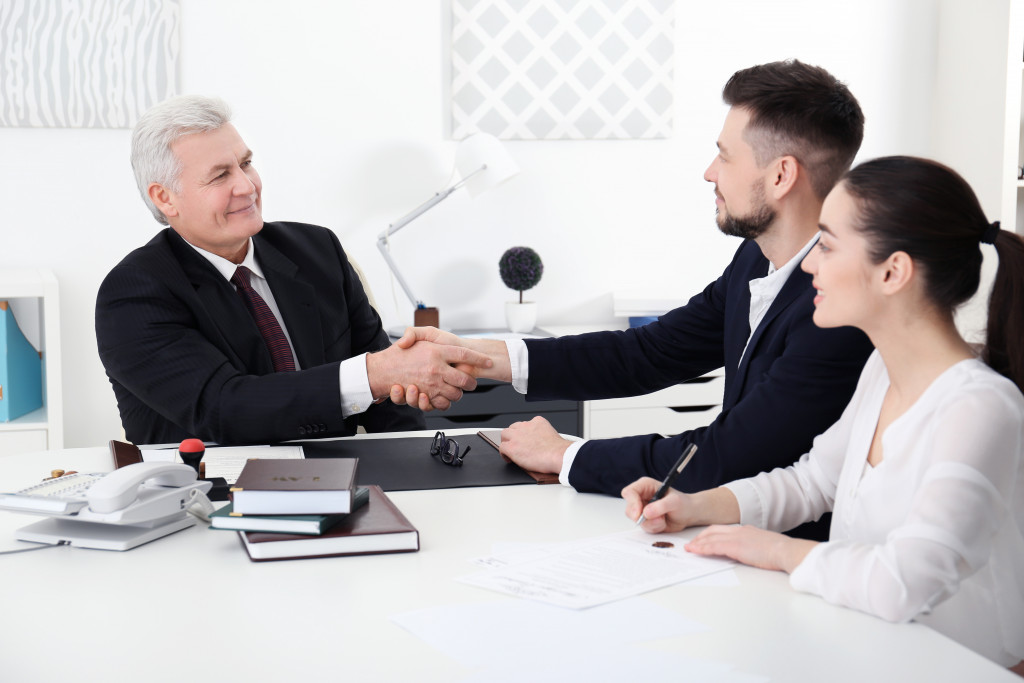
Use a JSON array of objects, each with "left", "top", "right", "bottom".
[
  {"left": 452, "top": 0, "right": 675, "bottom": 140},
  {"left": 0, "top": 0, "right": 179, "bottom": 128}
]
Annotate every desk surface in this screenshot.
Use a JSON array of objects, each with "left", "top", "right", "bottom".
[{"left": 0, "top": 431, "right": 1014, "bottom": 682}]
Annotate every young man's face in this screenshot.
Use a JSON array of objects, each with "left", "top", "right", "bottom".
[
  {"left": 703, "top": 106, "right": 775, "bottom": 239},
  {"left": 155, "top": 123, "right": 264, "bottom": 262}
]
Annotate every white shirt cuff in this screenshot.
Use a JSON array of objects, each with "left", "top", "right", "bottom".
[
  {"left": 722, "top": 478, "right": 765, "bottom": 528},
  {"left": 340, "top": 353, "right": 374, "bottom": 418},
  {"left": 559, "top": 439, "right": 588, "bottom": 487},
  {"left": 788, "top": 541, "right": 827, "bottom": 594},
  {"left": 505, "top": 339, "right": 529, "bottom": 394}
]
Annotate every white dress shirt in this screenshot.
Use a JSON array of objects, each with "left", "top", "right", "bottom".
[
  {"left": 187, "top": 239, "right": 374, "bottom": 418},
  {"left": 505, "top": 236, "right": 819, "bottom": 486},
  {"left": 725, "top": 351, "right": 1024, "bottom": 666}
]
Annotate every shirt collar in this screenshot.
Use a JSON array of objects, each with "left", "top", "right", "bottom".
[
  {"left": 749, "top": 233, "right": 818, "bottom": 298},
  {"left": 185, "top": 237, "right": 264, "bottom": 283}
]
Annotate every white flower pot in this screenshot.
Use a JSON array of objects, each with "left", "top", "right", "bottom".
[{"left": 505, "top": 301, "right": 537, "bottom": 334}]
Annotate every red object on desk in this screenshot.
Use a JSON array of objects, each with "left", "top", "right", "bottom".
[{"left": 178, "top": 438, "right": 205, "bottom": 475}]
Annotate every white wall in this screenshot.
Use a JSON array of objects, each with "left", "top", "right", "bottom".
[{"left": 0, "top": 0, "right": 941, "bottom": 447}]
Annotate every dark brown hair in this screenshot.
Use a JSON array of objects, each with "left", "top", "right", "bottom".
[
  {"left": 723, "top": 60, "right": 864, "bottom": 199},
  {"left": 842, "top": 156, "right": 1024, "bottom": 392}
]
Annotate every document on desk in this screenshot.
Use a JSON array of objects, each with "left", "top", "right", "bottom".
[
  {"left": 140, "top": 445, "right": 304, "bottom": 484},
  {"left": 459, "top": 528, "right": 735, "bottom": 609}
]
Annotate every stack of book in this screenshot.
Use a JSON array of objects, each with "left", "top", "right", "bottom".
[{"left": 211, "top": 458, "right": 419, "bottom": 562}]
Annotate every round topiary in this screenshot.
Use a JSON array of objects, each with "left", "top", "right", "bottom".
[{"left": 499, "top": 246, "right": 543, "bottom": 303}]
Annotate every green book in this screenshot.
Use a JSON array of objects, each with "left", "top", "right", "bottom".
[{"left": 210, "top": 487, "right": 370, "bottom": 535}]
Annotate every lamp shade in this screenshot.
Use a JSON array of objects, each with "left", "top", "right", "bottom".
[{"left": 454, "top": 132, "right": 519, "bottom": 198}]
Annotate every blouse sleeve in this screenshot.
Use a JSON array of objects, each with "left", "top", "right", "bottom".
[
  {"left": 789, "top": 382, "right": 1023, "bottom": 623},
  {"left": 723, "top": 353, "right": 884, "bottom": 532}
]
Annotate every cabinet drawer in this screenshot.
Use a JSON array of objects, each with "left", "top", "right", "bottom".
[
  {"left": 0, "top": 429, "right": 47, "bottom": 457},
  {"left": 587, "top": 406, "right": 721, "bottom": 439},
  {"left": 425, "top": 410, "right": 580, "bottom": 436},
  {"left": 589, "top": 375, "right": 725, "bottom": 411},
  {"left": 442, "top": 380, "right": 577, "bottom": 417}
]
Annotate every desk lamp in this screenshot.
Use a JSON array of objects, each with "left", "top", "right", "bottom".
[{"left": 377, "top": 132, "right": 518, "bottom": 328}]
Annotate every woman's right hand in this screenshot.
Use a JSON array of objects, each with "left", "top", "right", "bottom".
[
  {"left": 622, "top": 477, "right": 694, "bottom": 533},
  {"left": 622, "top": 478, "right": 742, "bottom": 534}
]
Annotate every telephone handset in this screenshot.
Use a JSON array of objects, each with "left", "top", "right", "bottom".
[
  {"left": 85, "top": 462, "right": 202, "bottom": 513},
  {"left": 0, "top": 462, "right": 213, "bottom": 551}
]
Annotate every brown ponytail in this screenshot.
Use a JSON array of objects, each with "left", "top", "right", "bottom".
[
  {"left": 985, "top": 229, "right": 1024, "bottom": 393},
  {"left": 842, "top": 156, "right": 1024, "bottom": 392}
]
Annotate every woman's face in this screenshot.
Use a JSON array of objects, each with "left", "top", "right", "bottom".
[{"left": 801, "top": 184, "right": 884, "bottom": 330}]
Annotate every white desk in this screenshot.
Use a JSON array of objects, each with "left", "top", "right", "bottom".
[{"left": 0, "top": 433, "right": 1015, "bottom": 682}]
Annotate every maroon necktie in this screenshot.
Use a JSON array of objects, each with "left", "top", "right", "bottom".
[{"left": 231, "top": 266, "right": 296, "bottom": 372}]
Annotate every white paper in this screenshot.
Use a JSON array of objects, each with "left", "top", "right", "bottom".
[
  {"left": 140, "top": 445, "right": 304, "bottom": 484},
  {"left": 459, "top": 528, "right": 734, "bottom": 609},
  {"left": 390, "top": 597, "right": 708, "bottom": 669},
  {"left": 472, "top": 540, "right": 740, "bottom": 586}
]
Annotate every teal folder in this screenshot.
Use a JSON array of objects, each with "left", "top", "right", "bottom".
[{"left": 0, "top": 303, "right": 43, "bottom": 422}]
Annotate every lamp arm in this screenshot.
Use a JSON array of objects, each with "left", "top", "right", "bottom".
[
  {"left": 376, "top": 236, "right": 422, "bottom": 307},
  {"left": 375, "top": 164, "right": 487, "bottom": 308}
]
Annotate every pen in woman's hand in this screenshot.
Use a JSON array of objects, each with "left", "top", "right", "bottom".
[{"left": 636, "top": 443, "right": 697, "bottom": 526}]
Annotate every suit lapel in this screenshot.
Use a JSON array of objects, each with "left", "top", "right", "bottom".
[
  {"left": 724, "top": 271, "right": 754, "bottom": 380},
  {"left": 722, "top": 244, "right": 763, "bottom": 407},
  {"left": 727, "top": 254, "right": 813, "bottom": 406},
  {"left": 167, "top": 231, "right": 275, "bottom": 374},
  {"left": 253, "top": 235, "right": 325, "bottom": 368}
]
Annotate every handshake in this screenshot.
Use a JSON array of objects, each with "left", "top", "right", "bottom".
[
  {"left": 368, "top": 326, "right": 574, "bottom": 475},
  {"left": 365, "top": 327, "right": 512, "bottom": 412}
]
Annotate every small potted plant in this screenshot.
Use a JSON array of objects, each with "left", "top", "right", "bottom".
[{"left": 499, "top": 246, "right": 543, "bottom": 333}]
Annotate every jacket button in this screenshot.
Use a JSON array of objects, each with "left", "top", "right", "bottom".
[{"left": 298, "top": 426, "right": 307, "bottom": 436}]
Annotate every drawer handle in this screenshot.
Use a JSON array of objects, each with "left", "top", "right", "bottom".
[
  {"left": 441, "top": 414, "right": 500, "bottom": 424},
  {"left": 667, "top": 404, "right": 719, "bottom": 413}
]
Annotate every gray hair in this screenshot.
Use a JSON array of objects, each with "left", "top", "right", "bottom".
[{"left": 131, "top": 95, "right": 233, "bottom": 224}]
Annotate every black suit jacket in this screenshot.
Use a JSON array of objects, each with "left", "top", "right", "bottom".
[
  {"left": 96, "top": 222, "right": 424, "bottom": 445},
  {"left": 526, "top": 239, "right": 873, "bottom": 503}
]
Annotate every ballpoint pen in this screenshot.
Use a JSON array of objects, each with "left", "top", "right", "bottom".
[{"left": 635, "top": 443, "right": 697, "bottom": 526}]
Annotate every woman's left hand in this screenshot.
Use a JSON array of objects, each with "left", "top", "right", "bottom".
[{"left": 684, "top": 525, "right": 818, "bottom": 573}]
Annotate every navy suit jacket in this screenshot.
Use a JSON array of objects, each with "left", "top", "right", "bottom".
[
  {"left": 526, "top": 239, "right": 873, "bottom": 506},
  {"left": 96, "top": 222, "right": 424, "bottom": 445}
]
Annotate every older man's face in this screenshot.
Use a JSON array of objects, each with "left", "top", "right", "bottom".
[{"left": 160, "top": 123, "right": 263, "bottom": 261}]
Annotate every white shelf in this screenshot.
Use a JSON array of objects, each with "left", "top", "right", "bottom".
[
  {"left": 0, "top": 269, "right": 62, "bottom": 456},
  {"left": 0, "top": 405, "right": 48, "bottom": 431}
]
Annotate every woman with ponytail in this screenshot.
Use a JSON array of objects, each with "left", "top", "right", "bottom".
[{"left": 623, "top": 156, "right": 1024, "bottom": 673}]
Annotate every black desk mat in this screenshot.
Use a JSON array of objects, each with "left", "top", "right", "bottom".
[{"left": 300, "top": 433, "right": 536, "bottom": 492}]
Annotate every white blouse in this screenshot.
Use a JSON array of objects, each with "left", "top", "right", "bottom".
[{"left": 725, "top": 351, "right": 1024, "bottom": 666}]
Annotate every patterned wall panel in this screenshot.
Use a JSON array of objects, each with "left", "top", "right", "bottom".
[
  {"left": 452, "top": 0, "right": 674, "bottom": 140},
  {"left": 0, "top": 0, "right": 179, "bottom": 128}
]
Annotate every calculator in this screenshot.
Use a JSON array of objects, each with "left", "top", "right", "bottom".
[{"left": 0, "top": 473, "right": 107, "bottom": 515}]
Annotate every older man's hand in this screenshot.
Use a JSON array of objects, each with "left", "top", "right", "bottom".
[
  {"left": 366, "top": 339, "right": 492, "bottom": 411},
  {"left": 388, "top": 327, "right": 514, "bottom": 411}
]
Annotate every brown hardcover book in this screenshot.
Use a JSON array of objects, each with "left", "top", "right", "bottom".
[
  {"left": 230, "top": 458, "right": 358, "bottom": 515},
  {"left": 237, "top": 485, "right": 419, "bottom": 561}
]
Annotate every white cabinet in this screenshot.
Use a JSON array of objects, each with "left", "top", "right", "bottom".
[
  {"left": 583, "top": 373, "right": 724, "bottom": 439},
  {"left": 541, "top": 324, "right": 725, "bottom": 439},
  {"left": 0, "top": 270, "right": 62, "bottom": 456}
]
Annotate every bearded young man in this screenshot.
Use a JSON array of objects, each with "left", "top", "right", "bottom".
[{"left": 396, "top": 61, "right": 873, "bottom": 538}]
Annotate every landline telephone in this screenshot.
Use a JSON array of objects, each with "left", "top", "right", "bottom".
[{"left": 0, "top": 462, "right": 214, "bottom": 551}]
